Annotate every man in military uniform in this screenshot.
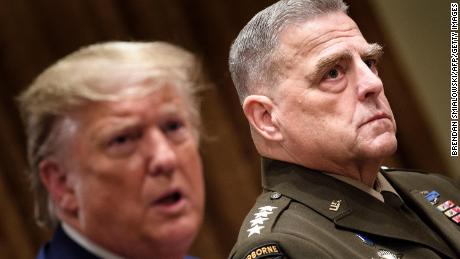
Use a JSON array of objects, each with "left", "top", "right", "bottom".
[{"left": 227, "top": 0, "right": 460, "bottom": 258}]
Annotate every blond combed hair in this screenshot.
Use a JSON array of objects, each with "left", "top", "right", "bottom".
[{"left": 17, "top": 41, "right": 206, "bottom": 227}]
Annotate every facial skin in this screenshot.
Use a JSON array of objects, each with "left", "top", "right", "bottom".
[
  {"left": 245, "top": 12, "right": 397, "bottom": 186},
  {"left": 41, "top": 85, "right": 204, "bottom": 258}
]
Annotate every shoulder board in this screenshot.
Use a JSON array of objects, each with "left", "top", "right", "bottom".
[{"left": 234, "top": 191, "right": 291, "bottom": 247}]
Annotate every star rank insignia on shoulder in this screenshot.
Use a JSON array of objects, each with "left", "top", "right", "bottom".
[
  {"left": 240, "top": 191, "right": 291, "bottom": 241},
  {"left": 247, "top": 206, "right": 278, "bottom": 237}
]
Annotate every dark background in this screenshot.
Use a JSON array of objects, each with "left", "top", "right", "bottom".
[{"left": 0, "top": 0, "right": 454, "bottom": 258}]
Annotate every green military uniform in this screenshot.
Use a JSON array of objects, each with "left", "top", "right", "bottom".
[{"left": 229, "top": 158, "right": 460, "bottom": 259}]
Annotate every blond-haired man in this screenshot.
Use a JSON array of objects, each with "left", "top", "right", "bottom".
[{"left": 19, "top": 41, "right": 205, "bottom": 259}]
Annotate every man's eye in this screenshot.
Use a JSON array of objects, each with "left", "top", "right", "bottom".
[
  {"left": 162, "top": 120, "right": 189, "bottom": 143},
  {"left": 322, "top": 66, "right": 344, "bottom": 81},
  {"left": 364, "top": 59, "right": 376, "bottom": 69},
  {"left": 163, "top": 120, "right": 184, "bottom": 133},
  {"left": 112, "top": 135, "right": 129, "bottom": 145},
  {"left": 327, "top": 68, "right": 339, "bottom": 79},
  {"left": 108, "top": 132, "right": 141, "bottom": 147}
]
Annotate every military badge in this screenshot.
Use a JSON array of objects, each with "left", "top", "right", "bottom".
[
  {"left": 376, "top": 249, "right": 403, "bottom": 259},
  {"left": 247, "top": 206, "right": 278, "bottom": 237},
  {"left": 243, "top": 243, "right": 284, "bottom": 259},
  {"left": 423, "top": 190, "right": 440, "bottom": 205},
  {"left": 422, "top": 190, "right": 460, "bottom": 225},
  {"left": 356, "top": 233, "right": 374, "bottom": 246},
  {"left": 437, "top": 200, "right": 455, "bottom": 212}
]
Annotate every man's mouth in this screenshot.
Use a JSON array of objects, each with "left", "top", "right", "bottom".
[
  {"left": 150, "top": 188, "right": 189, "bottom": 215},
  {"left": 360, "top": 113, "right": 391, "bottom": 128},
  {"left": 155, "top": 190, "right": 183, "bottom": 206}
]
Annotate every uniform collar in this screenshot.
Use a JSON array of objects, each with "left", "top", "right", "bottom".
[
  {"left": 325, "top": 172, "right": 400, "bottom": 203},
  {"left": 62, "top": 223, "right": 125, "bottom": 259},
  {"left": 261, "top": 157, "right": 452, "bottom": 257}
]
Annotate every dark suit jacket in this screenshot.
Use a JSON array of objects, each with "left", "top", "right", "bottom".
[
  {"left": 37, "top": 225, "right": 199, "bottom": 259},
  {"left": 229, "top": 158, "right": 460, "bottom": 259},
  {"left": 36, "top": 225, "right": 100, "bottom": 259}
]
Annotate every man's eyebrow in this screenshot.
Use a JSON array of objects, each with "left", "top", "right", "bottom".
[
  {"left": 309, "top": 43, "right": 384, "bottom": 82},
  {"left": 92, "top": 118, "right": 142, "bottom": 139},
  {"left": 361, "top": 43, "right": 384, "bottom": 60},
  {"left": 309, "top": 50, "right": 353, "bottom": 82}
]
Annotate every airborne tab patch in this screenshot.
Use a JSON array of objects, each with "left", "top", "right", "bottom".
[{"left": 244, "top": 243, "right": 284, "bottom": 259}]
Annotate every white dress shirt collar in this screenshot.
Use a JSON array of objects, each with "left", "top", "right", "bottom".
[{"left": 62, "top": 223, "right": 125, "bottom": 259}]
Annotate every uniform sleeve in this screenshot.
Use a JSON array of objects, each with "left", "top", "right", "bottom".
[{"left": 229, "top": 232, "right": 334, "bottom": 259}]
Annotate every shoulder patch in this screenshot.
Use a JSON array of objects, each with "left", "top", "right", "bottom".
[{"left": 243, "top": 242, "right": 284, "bottom": 259}]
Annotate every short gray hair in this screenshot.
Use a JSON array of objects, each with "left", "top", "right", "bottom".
[
  {"left": 229, "top": 0, "right": 348, "bottom": 103},
  {"left": 17, "top": 41, "right": 206, "bottom": 227}
]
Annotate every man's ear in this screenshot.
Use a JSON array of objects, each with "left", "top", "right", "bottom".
[
  {"left": 39, "top": 159, "right": 78, "bottom": 214},
  {"left": 243, "top": 95, "right": 283, "bottom": 141}
]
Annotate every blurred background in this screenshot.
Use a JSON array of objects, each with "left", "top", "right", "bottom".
[{"left": 0, "top": 0, "right": 458, "bottom": 258}]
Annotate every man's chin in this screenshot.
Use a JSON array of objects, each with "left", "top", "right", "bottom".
[
  {"left": 359, "top": 135, "right": 398, "bottom": 159},
  {"left": 148, "top": 214, "right": 201, "bottom": 249}
]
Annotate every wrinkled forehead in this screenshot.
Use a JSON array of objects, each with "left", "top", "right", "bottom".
[
  {"left": 277, "top": 12, "right": 366, "bottom": 60},
  {"left": 84, "top": 64, "right": 188, "bottom": 101},
  {"left": 71, "top": 85, "right": 185, "bottom": 119}
]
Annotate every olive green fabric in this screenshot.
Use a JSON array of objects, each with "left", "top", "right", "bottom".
[{"left": 229, "top": 158, "right": 459, "bottom": 259}]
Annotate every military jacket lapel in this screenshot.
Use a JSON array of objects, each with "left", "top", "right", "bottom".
[
  {"left": 383, "top": 169, "right": 460, "bottom": 256},
  {"left": 261, "top": 158, "right": 454, "bottom": 258}
]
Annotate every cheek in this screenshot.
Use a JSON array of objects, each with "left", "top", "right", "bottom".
[
  {"left": 300, "top": 90, "right": 349, "bottom": 115},
  {"left": 178, "top": 143, "right": 204, "bottom": 198},
  {"left": 379, "top": 96, "right": 397, "bottom": 128},
  {"left": 75, "top": 151, "right": 145, "bottom": 212},
  {"left": 187, "top": 150, "right": 204, "bottom": 188},
  {"left": 307, "top": 99, "right": 356, "bottom": 130},
  {"left": 75, "top": 158, "right": 146, "bottom": 221}
]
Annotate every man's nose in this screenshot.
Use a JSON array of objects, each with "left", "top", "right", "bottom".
[
  {"left": 355, "top": 60, "right": 384, "bottom": 101},
  {"left": 146, "top": 129, "right": 177, "bottom": 177}
]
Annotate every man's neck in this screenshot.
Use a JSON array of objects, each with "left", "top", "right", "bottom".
[
  {"left": 334, "top": 161, "right": 381, "bottom": 187},
  {"left": 269, "top": 151, "right": 382, "bottom": 187}
]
